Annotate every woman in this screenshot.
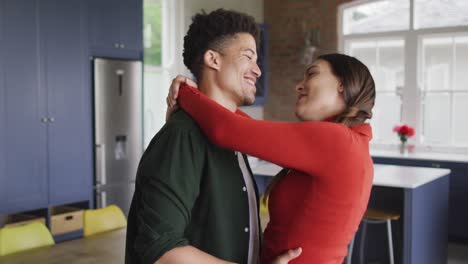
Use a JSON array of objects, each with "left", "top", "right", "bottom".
[{"left": 168, "top": 53, "right": 375, "bottom": 264}]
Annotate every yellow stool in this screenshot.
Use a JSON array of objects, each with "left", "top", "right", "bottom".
[
  {"left": 260, "top": 194, "right": 269, "bottom": 214},
  {"left": 0, "top": 222, "right": 54, "bottom": 256},
  {"left": 259, "top": 195, "right": 270, "bottom": 232},
  {"left": 83, "top": 205, "right": 127, "bottom": 237}
]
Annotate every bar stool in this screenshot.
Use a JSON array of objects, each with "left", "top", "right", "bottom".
[
  {"left": 0, "top": 222, "right": 55, "bottom": 256},
  {"left": 83, "top": 205, "right": 127, "bottom": 237},
  {"left": 347, "top": 209, "right": 401, "bottom": 264}
]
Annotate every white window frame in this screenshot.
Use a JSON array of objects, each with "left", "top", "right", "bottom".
[
  {"left": 143, "top": 0, "right": 188, "bottom": 147},
  {"left": 419, "top": 32, "right": 468, "bottom": 147},
  {"left": 144, "top": 0, "right": 182, "bottom": 72},
  {"left": 344, "top": 37, "right": 406, "bottom": 144},
  {"left": 338, "top": 0, "right": 468, "bottom": 153}
]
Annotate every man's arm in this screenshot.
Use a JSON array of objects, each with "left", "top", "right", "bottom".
[
  {"left": 132, "top": 122, "right": 233, "bottom": 264},
  {"left": 156, "top": 246, "right": 235, "bottom": 264}
]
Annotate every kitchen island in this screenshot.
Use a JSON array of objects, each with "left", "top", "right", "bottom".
[{"left": 252, "top": 161, "right": 451, "bottom": 264}]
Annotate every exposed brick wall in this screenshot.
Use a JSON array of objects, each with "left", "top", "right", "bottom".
[{"left": 263, "top": 0, "right": 353, "bottom": 121}]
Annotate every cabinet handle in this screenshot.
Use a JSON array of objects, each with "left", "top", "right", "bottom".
[
  {"left": 432, "top": 163, "right": 441, "bottom": 168},
  {"left": 41, "top": 117, "right": 48, "bottom": 123},
  {"left": 48, "top": 117, "right": 55, "bottom": 123},
  {"left": 96, "top": 144, "right": 107, "bottom": 185},
  {"left": 114, "top": 43, "right": 119, "bottom": 48},
  {"left": 96, "top": 190, "right": 107, "bottom": 208},
  {"left": 101, "top": 191, "right": 107, "bottom": 208},
  {"left": 120, "top": 43, "right": 125, "bottom": 49}
]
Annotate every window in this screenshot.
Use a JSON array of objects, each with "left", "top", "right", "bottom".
[
  {"left": 144, "top": 0, "right": 162, "bottom": 66},
  {"left": 143, "top": 0, "right": 186, "bottom": 148},
  {"left": 339, "top": 0, "right": 468, "bottom": 151},
  {"left": 414, "top": 0, "right": 468, "bottom": 29},
  {"left": 421, "top": 35, "right": 468, "bottom": 145},
  {"left": 342, "top": 0, "right": 409, "bottom": 35},
  {"left": 346, "top": 39, "right": 405, "bottom": 143}
]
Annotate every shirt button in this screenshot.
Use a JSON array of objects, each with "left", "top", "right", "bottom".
[
  {"left": 242, "top": 186, "right": 247, "bottom": 192},
  {"left": 244, "top": 227, "right": 249, "bottom": 233}
]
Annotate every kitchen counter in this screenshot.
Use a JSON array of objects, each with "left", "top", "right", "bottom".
[
  {"left": 251, "top": 161, "right": 450, "bottom": 189},
  {"left": 252, "top": 160, "right": 450, "bottom": 264},
  {"left": 370, "top": 151, "right": 468, "bottom": 242},
  {"left": 371, "top": 149, "right": 468, "bottom": 163},
  {"left": 372, "top": 164, "right": 450, "bottom": 188}
]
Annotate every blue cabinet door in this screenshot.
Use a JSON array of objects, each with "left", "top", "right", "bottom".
[
  {"left": 254, "top": 24, "right": 269, "bottom": 106},
  {"left": 40, "top": 0, "right": 93, "bottom": 205},
  {"left": 88, "top": 0, "right": 120, "bottom": 51},
  {"left": 0, "top": 0, "right": 48, "bottom": 214},
  {"left": 0, "top": 0, "right": 5, "bottom": 210},
  {"left": 118, "top": 0, "right": 143, "bottom": 52},
  {"left": 88, "top": 0, "right": 142, "bottom": 59}
]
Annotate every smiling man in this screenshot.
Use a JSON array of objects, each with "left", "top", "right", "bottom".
[{"left": 125, "top": 9, "right": 264, "bottom": 264}]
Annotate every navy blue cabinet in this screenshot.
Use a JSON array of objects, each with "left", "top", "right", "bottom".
[
  {"left": 255, "top": 24, "right": 269, "bottom": 106},
  {"left": 119, "top": 0, "right": 143, "bottom": 52},
  {"left": 88, "top": 0, "right": 143, "bottom": 59},
  {"left": 88, "top": 0, "right": 120, "bottom": 51},
  {"left": 0, "top": 0, "right": 93, "bottom": 215},
  {"left": 0, "top": 0, "right": 4, "bottom": 211},
  {"left": 0, "top": 0, "right": 49, "bottom": 214},
  {"left": 39, "top": 0, "right": 93, "bottom": 206},
  {"left": 372, "top": 156, "right": 468, "bottom": 242}
]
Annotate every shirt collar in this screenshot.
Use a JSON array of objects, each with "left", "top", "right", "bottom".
[{"left": 351, "top": 123, "right": 373, "bottom": 140}]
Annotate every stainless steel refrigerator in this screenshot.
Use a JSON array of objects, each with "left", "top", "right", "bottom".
[{"left": 93, "top": 58, "right": 142, "bottom": 216}]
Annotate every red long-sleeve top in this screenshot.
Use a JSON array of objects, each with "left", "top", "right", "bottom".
[{"left": 178, "top": 84, "right": 374, "bottom": 264}]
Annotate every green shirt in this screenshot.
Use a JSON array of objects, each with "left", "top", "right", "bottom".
[{"left": 125, "top": 110, "right": 261, "bottom": 264}]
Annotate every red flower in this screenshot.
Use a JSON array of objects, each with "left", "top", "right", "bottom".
[
  {"left": 399, "top": 125, "right": 409, "bottom": 135},
  {"left": 393, "top": 123, "right": 415, "bottom": 138}
]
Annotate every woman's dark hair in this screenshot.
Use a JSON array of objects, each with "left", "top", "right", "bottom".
[
  {"left": 262, "top": 53, "right": 376, "bottom": 204},
  {"left": 183, "top": 9, "right": 259, "bottom": 81},
  {"left": 319, "top": 53, "right": 376, "bottom": 127}
]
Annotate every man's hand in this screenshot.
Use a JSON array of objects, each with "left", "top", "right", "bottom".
[
  {"left": 165, "top": 75, "right": 197, "bottom": 121},
  {"left": 271, "top": 247, "right": 302, "bottom": 264}
]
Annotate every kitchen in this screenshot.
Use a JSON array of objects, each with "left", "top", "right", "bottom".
[{"left": 1, "top": 0, "right": 468, "bottom": 263}]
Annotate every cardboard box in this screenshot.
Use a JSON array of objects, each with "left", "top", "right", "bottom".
[
  {"left": 50, "top": 207, "right": 83, "bottom": 235},
  {"left": 4, "top": 214, "right": 46, "bottom": 228}
]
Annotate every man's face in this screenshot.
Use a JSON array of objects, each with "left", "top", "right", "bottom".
[{"left": 216, "top": 33, "right": 262, "bottom": 106}]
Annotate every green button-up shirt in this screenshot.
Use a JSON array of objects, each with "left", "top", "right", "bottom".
[{"left": 125, "top": 110, "right": 261, "bottom": 264}]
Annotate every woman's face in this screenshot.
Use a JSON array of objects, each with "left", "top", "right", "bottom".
[{"left": 294, "top": 59, "right": 347, "bottom": 121}]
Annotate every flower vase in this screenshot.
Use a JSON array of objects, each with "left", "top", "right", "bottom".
[{"left": 399, "top": 142, "right": 408, "bottom": 156}]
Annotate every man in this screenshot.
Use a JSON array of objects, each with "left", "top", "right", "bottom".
[{"left": 125, "top": 9, "right": 300, "bottom": 264}]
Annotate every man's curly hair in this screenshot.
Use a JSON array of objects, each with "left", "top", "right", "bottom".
[{"left": 183, "top": 9, "right": 259, "bottom": 81}]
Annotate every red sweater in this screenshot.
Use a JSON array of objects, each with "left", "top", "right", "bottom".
[{"left": 178, "top": 84, "right": 374, "bottom": 264}]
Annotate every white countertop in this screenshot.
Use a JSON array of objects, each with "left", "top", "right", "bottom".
[
  {"left": 251, "top": 161, "right": 450, "bottom": 189},
  {"left": 371, "top": 149, "right": 468, "bottom": 163},
  {"left": 372, "top": 164, "right": 450, "bottom": 188}
]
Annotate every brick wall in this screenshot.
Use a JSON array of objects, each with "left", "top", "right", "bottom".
[{"left": 263, "top": 0, "right": 353, "bottom": 121}]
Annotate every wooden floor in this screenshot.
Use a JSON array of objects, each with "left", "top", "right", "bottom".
[
  {"left": 448, "top": 243, "right": 468, "bottom": 264},
  {"left": 1, "top": 226, "right": 467, "bottom": 263}
]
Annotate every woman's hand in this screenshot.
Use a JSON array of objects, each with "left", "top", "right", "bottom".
[
  {"left": 165, "top": 75, "right": 198, "bottom": 121},
  {"left": 271, "top": 247, "right": 302, "bottom": 264}
]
